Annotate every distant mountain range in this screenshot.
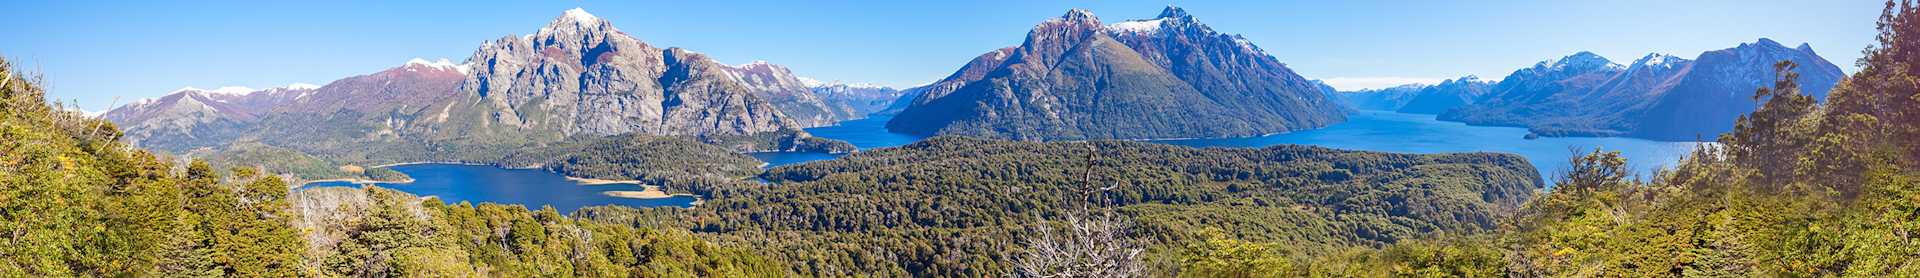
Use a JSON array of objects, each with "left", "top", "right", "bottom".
[
  {"left": 104, "top": 9, "right": 887, "bottom": 177},
  {"left": 105, "top": 8, "right": 1848, "bottom": 169},
  {"left": 726, "top": 61, "right": 903, "bottom": 127},
  {"left": 886, "top": 7, "right": 1346, "bottom": 140},
  {"left": 1336, "top": 38, "right": 1843, "bottom": 141},
  {"left": 1336, "top": 76, "right": 1493, "bottom": 114}
]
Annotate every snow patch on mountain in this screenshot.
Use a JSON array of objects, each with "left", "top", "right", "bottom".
[
  {"left": 797, "top": 76, "right": 893, "bottom": 90},
  {"left": 562, "top": 8, "right": 598, "bottom": 23},
  {"left": 1040, "top": 8, "right": 1099, "bottom": 26},
  {"left": 1107, "top": 18, "right": 1165, "bottom": 34},
  {"left": 405, "top": 58, "right": 471, "bottom": 75},
  {"left": 796, "top": 76, "right": 826, "bottom": 87},
  {"left": 1630, "top": 53, "right": 1689, "bottom": 72},
  {"left": 171, "top": 86, "right": 257, "bottom": 96},
  {"left": 1320, "top": 77, "right": 1448, "bottom": 91}
]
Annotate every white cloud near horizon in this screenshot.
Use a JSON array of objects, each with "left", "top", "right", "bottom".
[{"left": 1318, "top": 77, "right": 1447, "bottom": 91}]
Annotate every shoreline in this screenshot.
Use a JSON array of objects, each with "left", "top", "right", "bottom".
[
  {"left": 565, "top": 176, "right": 644, "bottom": 185},
  {"left": 320, "top": 162, "right": 707, "bottom": 205},
  {"left": 599, "top": 185, "right": 698, "bottom": 200},
  {"left": 370, "top": 161, "right": 491, "bottom": 168},
  {"left": 300, "top": 177, "right": 414, "bottom": 185},
  {"left": 602, "top": 186, "right": 695, "bottom": 199},
  {"left": 565, "top": 177, "right": 702, "bottom": 201}
]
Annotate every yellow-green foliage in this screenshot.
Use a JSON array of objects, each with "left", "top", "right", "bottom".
[
  {"left": 0, "top": 56, "right": 782, "bottom": 277},
  {"left": 1182, "top": 2, "right": 1920, "bottom": 276},
  {"left": 310, "top": 186, "right": 787, "bottom": 277},
  {"left": 0, "top": 58, "right": 307, "bottom": 276}
]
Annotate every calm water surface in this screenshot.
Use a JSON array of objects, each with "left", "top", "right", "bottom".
[
  {"left": 300, "top": 163, "right": 697, "bottom": 212},
  {"left": 750, "top": 115, "right": 923, "bottom": 166},
  {"left": 308, "top": 110, "right": 1703, "bottom": 211},
  {"left": 766, "top": 110, "right": 1704, "bottom": 182},
  {"left": 1150, "top": 110, "right": 1704, "bottom": 181}
]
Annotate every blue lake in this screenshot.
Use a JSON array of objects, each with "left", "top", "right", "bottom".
[
  {"left": 300, "top": 163, "right": 699, "bottom": 212},
  {"left": 751, "top": 115, "right": 923, "bottom": 166},
  {"left": 307, "top": 110, "right": 1704, "bottom": 211},
  {"left": 1149, "top": 110, "right": 1705, "bottom": 181},
  {"left": 760, "top": 110, "right": 1705, "bottom": 182}
]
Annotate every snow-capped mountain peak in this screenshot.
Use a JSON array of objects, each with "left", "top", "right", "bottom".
[
  {"left": 1107, "top": 18, "right": 1166, "bottom": 34},
  {"left": 1106, "top": 6, "right": 1200, "bottom": 35},
  {"left": 1157, "top": 6, "right": 1191, "bottom": 19},
  {"left": 405, "top": 58, "right": 471, "bottom": 74},
  {"left": 171, "top": 86, "right": 258, "bottom": 96},
  {"left": 1042, "top": 8, "right": 1100, "bottom": 26},
  {"left": 535, "top": 8, "right": 612, "bottom": 38},
  {"left": 1630, "top": 53, "right": 1689, "bottom": 72},
  {"left": 1536, "top": 51, "right": 1621, "bottom": 72},
  {"left": 794, "top": 75, "right": 892, "bottom": 90},
  {"left": 285, "top": 83, "right": 322, "bottom": 90},
  {"left": 562, "top": 8, "right": 598, "bottom": 23},
  {"left": 737, "top": 60, "right": 777, "bottom": 70},
  {"left": 796, "top": 76, "right": 826, "bottom": 88}
]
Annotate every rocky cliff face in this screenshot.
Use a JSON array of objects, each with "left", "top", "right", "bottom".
[
  {"left": 1437, "top": 39, "right": 1845, "bottom": 140},
  {"left": 887, "top": 7, "right": 1345, "bottom": 140},
  {"left": 452, "top": 9, "right": 796, "bottom": 138},
  {"left": 105, "top": 8, "right": 850, "bottom": 165},
  {"left": 722, "top": 61, "right": 903, "bottom": 127},
  {"left": 724, "top": 61, "right": 837, "bottom": 127}
]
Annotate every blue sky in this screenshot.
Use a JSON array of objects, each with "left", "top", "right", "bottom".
[{"left": 0, "top": 0, "right": 1885, "bottom": 112}]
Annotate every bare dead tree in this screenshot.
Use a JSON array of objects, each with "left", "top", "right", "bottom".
[
  {"left": 1013, "top": 213, "right": 1145, "bottom": 277},
  {"left": 84, "top": 96, "right": 117, "bottom": 139},
  {"left": 1012, "top": 142, "right": 1147, "bottom": 278}
]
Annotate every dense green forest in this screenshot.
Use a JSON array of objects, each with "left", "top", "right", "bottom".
[
  {"left": 1495, "top": 2, "right": 1920, "bottom": 274},
  {"left": 500, "top": 133, "right": 765, "bottom": 180},
  {"left": 0, "top": 56, "right": 778, "bottom": 277},
  {"left": 1170, "top": 2, "right": 1920, "bottom": 276},
  {"left": 4, "top": 1, "right": 1916, "bottom": 277},
  {"left": 579, "top": 136, "right": 1543, "bottom": 276}
]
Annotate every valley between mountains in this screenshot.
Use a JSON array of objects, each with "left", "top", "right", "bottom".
[{"left": 13, "top": 3, "right": 1914, "bottom": 277}]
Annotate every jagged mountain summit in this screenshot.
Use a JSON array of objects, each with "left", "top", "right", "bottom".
[
  {"left": 454, "top": 8, "right": 798, "bottom": 138},
  {"left": 887, "top": 7, "right": 1347, "bottom": 140},
  {"left": 724, "top": 61, "right": 903, "bottom": 127},
  {"left": 1438, "top": 38, "right": 1844, "bottom": 140},
  {"left": 103, "top": 8, "right": 860, "bottom": 174}
]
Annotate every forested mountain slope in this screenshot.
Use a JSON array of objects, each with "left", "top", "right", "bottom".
[
  {"left": 888, "top": 7, "right": 1346, "bottom": 140},
  {"left": 0, "top": 56, "right": 777, "bottom": 277},
  {"left": 579, "top": 136, "right": 1541, "bottom": 276}
]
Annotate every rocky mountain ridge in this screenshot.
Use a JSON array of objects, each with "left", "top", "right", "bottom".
[
  {"left": 886, "top": 7, "right": 1346, "bottom": 140},
  {"left": 102, "top": 8, "right": 863, "bottom": 179},
  {"left": 1438, "top": 38, "right": 1845, "bottom": 140}
]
